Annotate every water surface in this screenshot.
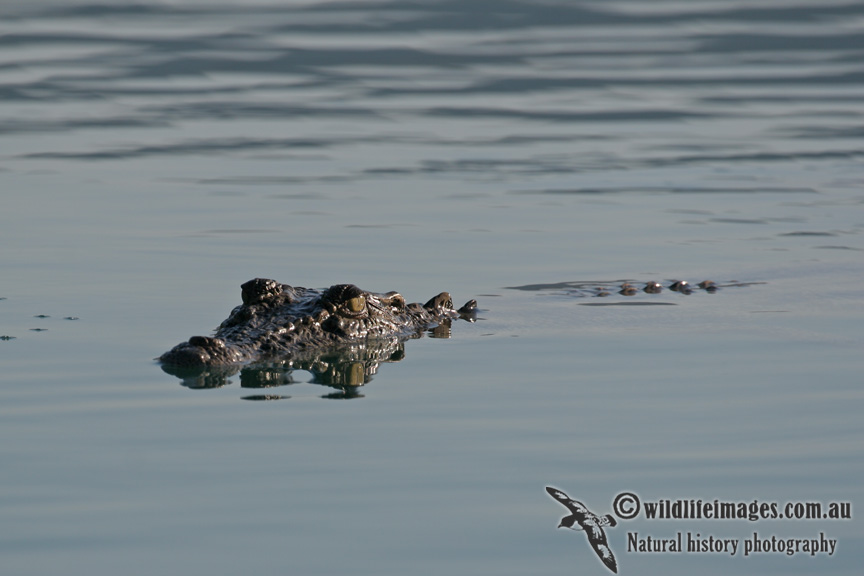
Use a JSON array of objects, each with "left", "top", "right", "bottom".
[{"left": 1, "top": 2, "right": 862, "bottom": 575}]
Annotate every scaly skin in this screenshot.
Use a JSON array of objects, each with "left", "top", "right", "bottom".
[{"left": 159, "top": 278, "right": 477, "bottom": 367}]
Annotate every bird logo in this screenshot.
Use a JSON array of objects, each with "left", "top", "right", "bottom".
[{"left": 546, "top": 486, "right": 619, "bottom": 573}]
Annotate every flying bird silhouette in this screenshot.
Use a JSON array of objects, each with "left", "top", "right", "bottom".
[{"left": 546, "top": 487, "right": 618, "bottom": 573}]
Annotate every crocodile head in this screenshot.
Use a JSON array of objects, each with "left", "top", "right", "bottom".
[{"left": 159, "top": 279, "right": 477, "bottom": 367}]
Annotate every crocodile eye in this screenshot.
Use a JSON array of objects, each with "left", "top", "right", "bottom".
[{"left": 346, "top": 296, "right": 366, "bottom": 313}]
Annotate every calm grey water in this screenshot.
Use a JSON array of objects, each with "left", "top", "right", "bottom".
[{"left": 1, "top": 1, "right": 863, "bottom": 574}]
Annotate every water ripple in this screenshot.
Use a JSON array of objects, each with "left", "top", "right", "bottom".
[{"left": 2, "top": 0, "right": 863, "bottom": 180}]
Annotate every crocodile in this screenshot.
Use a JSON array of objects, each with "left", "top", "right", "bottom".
[{"left": 159, "top": 278, "right": 477, "bottom": 368}]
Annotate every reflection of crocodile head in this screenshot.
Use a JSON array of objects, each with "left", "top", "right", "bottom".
[
  {"left": 159, "top": 278, "right": 477, "bottom": 369},
  {"left": 161, "top": 337, "right": 412, "bottom": 398}
]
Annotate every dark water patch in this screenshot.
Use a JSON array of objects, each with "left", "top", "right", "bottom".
[
  {"left": 0, "top": 85, "right": 69, "bottom": 101},
  {"left": 22, "top": 0, "right": 864, "bottom": 32},
  {"left": 667, "top": 209, "right": 714, "bottom": 215},
  {"left": 196, "top": 175, "right": 344, "bottom": 186},
  {"left": 701, "top": 3, "right": 864, "bottom": 24},
  {"left": 345, "top": 224, "right": 407, "bottom": 229},
  {"left": 506, "top": 281, "right": 583, "bottom": 292},
  {"left": 0, "top": 31, "right": 143, "bottom": 48},
  {"left": 125, "top": 47, "right": 514, "bottom": 79},
  {"left": 579, "top": 301, "right": 677, "bottom": 307},
  {"left": 711, "top": 218, "right": 768, "bottom": 225},
  {"left": 18, "top": 137, "right": 342, "bottom": 160},
  {"left": 780, "top": 231, "right": 837, "bottom": 237},
  {"left": 647, "top": 149, "right": 864, "bottom": 167},
  {"left": 269, "top": 193, "right": 326, "bottom": 200},
  {"left": 643, "top": 143, "right": 744, "bottom": 153},
  {"left": 3, "top": 80, "right": 328, "bottom": 101},
  {"left": 363, "top": 167, "right": 415, "bottom": 176},
  {"left": 4, "top": 74, "right": 335, "bottom": 105},
  {"left": 408, "top": 134, "right": 610, "bottom": 147},
  {"left": 373, "top": 70, "right": 864, "bottom": 97},
  {"left": 268, "top": 1, "right": 627, "bottom": 33},
  {"left": 0, "top": 32, "right": 266, "bottom": 78},
  {"left": 0, "top": 31, "right": 235, "bottom": 49},
  {"left": 366, "top": 157, "right": 584, "bottom": 178},
  {"left": 441, "top": 192, "right": 491, "bottom": 200},
  {"left": 206, "top": 190, "right": 246, "bottom": 197},
  {"left": 507, "top": 280, "right": 640, "bottom": 293},
  {"left": 21, "top": 1, "right": 390, "bottom": 22},
  {"left": 699, "top": 32, "right": 864, "bottom": 54},
  {"left": 24, "top": 3, "right": 197, "bottom": 19},
  {"left": 292, "top": 211, "right": 329, "bottom": 216},
  {"left": 425, "top": 106, "right": 713, "bottom": 122},
  {"left": 514, "top": 187, "right": 815, "bottom": 196},
  {"left": 195, "top": 229, "right": 280, "bottom": 236},
  {"left": 0, "top": 116, "right": 171, "bottom": 135},
  {"left": 487, "top": 134, "right": 607, "bottom": 146},
  {"left": 374, "top": 78, "right": 613, "bottom": 96},
  {"left": 271, "top": 1, "right": 864, "bottom": 35},
  {"left": 143, "top": 102, "right": 381, "bottom": 122},
  {"left": 814, "top": 245, "right": 862, "bottom": 251},
  {"left": 766, "top": 216, "right": 807, "bottom": 223},
  {"left": 701, "top": 94, "right": 864, "bottom": 105},
  {"left": 780, "top": 126, "right": 864, "bottom": 140}
]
